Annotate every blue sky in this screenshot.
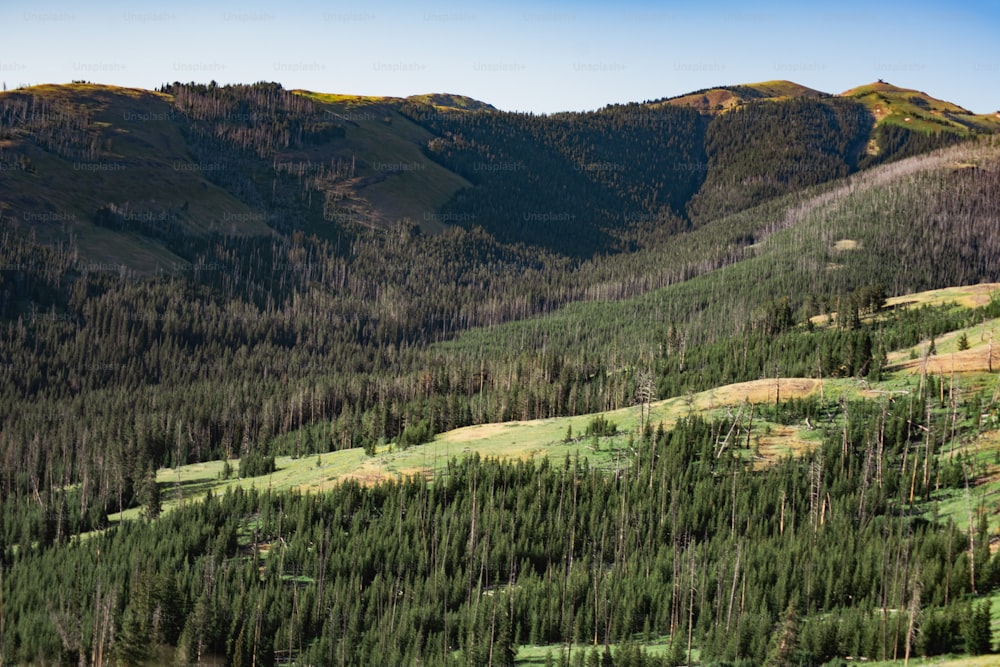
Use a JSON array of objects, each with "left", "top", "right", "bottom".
[{"left": 1, "top": 0, "right": 998, "bottom": 113}]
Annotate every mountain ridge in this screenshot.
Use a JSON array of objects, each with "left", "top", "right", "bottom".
[{"left": 1, "top": 78, "right": 996, "bottom": 266}]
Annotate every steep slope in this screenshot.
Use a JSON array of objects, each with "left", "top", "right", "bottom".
[
  {"left": 401, "top": 101, "right": 707, "bottom": 255},
  {"left": 404, "top": 80, "right": 994, "bottom": 248},
  {"left": 292, "top": 91, "right": 472, "bottom": 231},
  {"left": 0, "top": 84, "right": 272, "bottom": 269},
  {"left": 0, "top": 82, "right": 475, "bottom": 270},
  {"left": 685, "top": 96, "right": 873, "bottom": 221},
  {"left": 836, "top": 81, "right": 1000, "bottom": 167},
  {"left": 434, "top": 139, "right": 1000, "bottom": 401}
]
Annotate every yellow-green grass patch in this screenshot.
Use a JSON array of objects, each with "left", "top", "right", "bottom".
[
  {"left": 885, "top": 284, "right": 1000, "bottom": 310},
  {"left": 812, "top": 284, "right": 1000, "bottom": 328}
]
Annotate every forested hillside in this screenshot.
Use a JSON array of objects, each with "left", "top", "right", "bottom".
[
  {"left": 2, "top": 137, "right": 999, "bottom": 541},
  {"left": 685, "top": 98, "right": 872, "bottom": 221},
  {"left": 3, "top": 79, "right": 993, "bottom": 265},
  {"left": 401, "top": 102, "right": 706, "bottom": 254},
  {"left": 4, "top": 385, "right": 999, "bottom": 665},
  {"left": 1, "top": 79, "right": 1000, "bottom": 666}
]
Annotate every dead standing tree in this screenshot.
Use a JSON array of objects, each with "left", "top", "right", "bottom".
[{"left": 635, "top": 370, "right": 656, "bottom": 435}]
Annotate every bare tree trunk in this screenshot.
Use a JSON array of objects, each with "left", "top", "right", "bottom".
[
  {"left": 922, "top": 403, "right": 933, "bottom": 497},
  {"left": 989, "top": 329, "right": 994, "bottom": 373},
  {"left": 726, "top": 544, "right": 741, "bottom": 631},
  {"left": 858, "top": 437, "right": 873, "bottom": 526},
  {"left": 966, "top": 476, "right": 977, "bottom": 595},
  {"left": 488, "top": 595, "right": 497, "bottom": 667},
  {"left": 841, "top": 399, "right": 849, "bottom": 476},
  {"left": 780, "top": 490, "right": 786, "bottom": 536},
  {"left": 687, "top": 547, "right": 696, "bottom": 667},
  {"left": 949, "top": 368, "right": 958, "bottom": 463},
  {"left": 877, "top": 402, "right": 886, "bottom": 488},
  {"left": 904, "top": 570, "right": 921, "bottom": 667}
]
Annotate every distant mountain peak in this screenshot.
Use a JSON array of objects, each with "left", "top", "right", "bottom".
[
  {"left": 405, "top": 93, "right": 496, "bottom": 111},
  {"left": 651, "top": 79, "right": 825, "bottom": 114},
  {"left": 835, "top": 81, "right": 996, "bottom": 134},
  {"left": 840, "top": 80, "right": 922, "bottom": 97}
]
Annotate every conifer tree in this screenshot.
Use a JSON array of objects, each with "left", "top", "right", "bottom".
[{"left": 765, "top": 603, "right": 800, "bottom": 667}]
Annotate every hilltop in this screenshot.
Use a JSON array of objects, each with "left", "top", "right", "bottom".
[
  {"left": 842, "top": 80, "right": 1000, "bottom": 134},
  {"left": 404, "top": 93, "right": 497, "bottom": 111},
  {"left": 656, "top": 78, "right": 1000, "bottom": 133},
  {"left": 653, "top": 79, "right": 826, "bottom": 113}
]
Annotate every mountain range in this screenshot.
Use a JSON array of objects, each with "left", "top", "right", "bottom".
[{"left": 1, "top": 79, "right": 997, "bottom": 263}]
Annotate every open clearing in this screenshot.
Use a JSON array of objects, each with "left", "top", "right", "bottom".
[
  {"left": 888, "top": 316, "right": 1000, "bottom": 374},
  {"left": 124, "top": 374, "right": 842, "bottom": 527},
  {"left": 812, "top": 282, "right": 1000, "bottom": 327},
  {"left": 110, "top": 284, "right": 1000, "bottom": 543},
  {"left": 832, "top": 238, "right": 859, "bottom": 251},
  {"left": 514, "top": 639, "right": 679, "bottom": 665},
  {"left": 885, "top": 283, "right": 1000, "bottom": 310}
]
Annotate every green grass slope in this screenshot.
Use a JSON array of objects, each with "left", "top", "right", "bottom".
[
  {"left": 116, "top": 283, "right": 1000, "bottom": 550},
  {"left": 294, "top": 91, "right": 472, "bottom": 230},
  {"left": 0, "top": 83, "right": 272, "bottom": 271},
  {"left": 404, "top": 93, "right": 497, "bottom": 111},
  {"left": 841, "top": 80, "right": 1000, "bottom": 135}
]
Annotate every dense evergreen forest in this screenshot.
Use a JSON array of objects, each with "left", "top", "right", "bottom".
[
  {"left": 401, "top": 101, "right": 706, "bottom": 254},
  {"left": 1, "top": 81, "right": 1000, "bottom": 665},
  {"left": 3, "top": 395, "right": 999, "bottom": 665}
]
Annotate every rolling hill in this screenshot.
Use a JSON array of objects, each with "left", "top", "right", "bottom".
[
  {"left": 100, "top": 283, "right": 1000, "bottom": 551},
  {"left": 0, "top": 82, "right": 476, "bottom": 271}
]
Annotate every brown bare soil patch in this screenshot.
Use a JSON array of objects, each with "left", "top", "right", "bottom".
[
  {"left": 442, "top": 421, "right": 533, "bottom": 443},
  {"left": 697, "top": 378, "right": 823, "bottom": 408}
]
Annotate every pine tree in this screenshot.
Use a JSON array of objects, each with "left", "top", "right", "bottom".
[
  {"left": 962, "top": 600, "right": 992, "bottom": 655},
  {"left": 140, "top": 467, "right": 161, "bottom": 521}
]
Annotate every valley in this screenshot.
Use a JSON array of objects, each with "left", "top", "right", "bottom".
[{"left": 2, "top": 78, "right": 1000, "bottom": 666}]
